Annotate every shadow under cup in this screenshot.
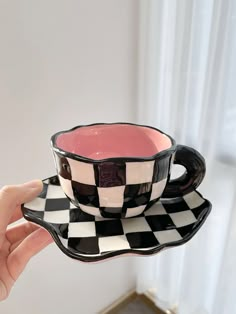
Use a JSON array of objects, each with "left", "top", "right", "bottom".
[{"left": 51, "top": 123, "right": 205, "bottom": 218}]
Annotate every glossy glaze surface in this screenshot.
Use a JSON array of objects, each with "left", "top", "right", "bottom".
[
  {"left": 163, "top": 145, "right": 206, "bottom": 198},
  {"left": 21, "top": 176, "right": 212, "bottom": 262},
  {"left": 53, "top": 152, "right": 171, "bottom": 218},
  {"left": 51, "top": 123, "right": 206, "bottom": 218}
]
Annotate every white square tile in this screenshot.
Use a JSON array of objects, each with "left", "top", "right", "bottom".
[
  {"left": 150, "top": 179, "right": 167, "bottom": 200},
  {"left": 98, "top": 186, "right": 125, "bottom": 207},
  {"left": 122, "top": 217, "right": 151, "bottom": 233},
  {"left": 67, "top": 158, "right": 95, "bottom": 185},
  {"left": 99, "top": 236, "right": 130, "bottom": 252},
  {"left": 43, "top": 210, "right": 70, "bottom": 223},
  {"left": 169, "top": 211, "right": 197, "bottom": 228},
  {"left": 46, "top": 184, "right": 65, "bottom": 199},
  {"left": 68, "top": 222, "right": 96, "bottom": 237},
  {"left": 144, "top": 202, "right": 167, "bottom": 215},
  {"left": 183, "top": 191, "right": 205, "bottom": 209},
  {"left": 58, "top": 175, "right": 74, "bottom": 200},
  {"left": 79, "top": 204, "right": 101, "bottom": 217},
  {"left": 125, "top": 205, "right": 146, "bottom": 218},
  {"left": 154, "top": 229, "right": 182, "bottom": 244},
  {"left": 24, "top": 198, "right": 46, "bottom": 211},
  {"left": 126, "top": 161, "right": 155, "bottom": 184}
]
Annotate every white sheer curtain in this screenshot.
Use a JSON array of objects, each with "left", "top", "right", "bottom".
[{"left": 136, "top": 1, "right": 236, "bottom": 313}]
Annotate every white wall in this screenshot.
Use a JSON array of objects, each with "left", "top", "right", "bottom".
[{"left": 0, "top": 1, "right": 138, "bottom": 313}]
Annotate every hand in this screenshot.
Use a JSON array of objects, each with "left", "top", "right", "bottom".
[{"left": 0, "top": 180, "right": 53, "bottom": 301}]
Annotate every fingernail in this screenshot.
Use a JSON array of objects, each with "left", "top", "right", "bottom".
[{"left": 23, "top": 180, "right": 43, "bottom": 190}]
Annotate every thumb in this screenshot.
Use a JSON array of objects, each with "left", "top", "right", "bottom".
[{"left": 0, "top": 180, "right": 43, "bottom": 232}]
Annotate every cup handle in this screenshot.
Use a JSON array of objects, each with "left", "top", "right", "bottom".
[{"left": 162, "top": 145, "right": 206, "bottom": 198}]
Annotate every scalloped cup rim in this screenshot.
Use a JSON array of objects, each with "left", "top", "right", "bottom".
[{"left": 50, "top": 122, "right": 177, "bottom": 163}]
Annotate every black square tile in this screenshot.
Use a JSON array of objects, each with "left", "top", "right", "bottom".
[
  {"left": 124, "top": 183, "right": 152, "bottom": 197},
  {"left": 152, "top": 157, "right": 170, "bottom": 183},
  {"left": 48, "top": 175, "right": 60, "bottom": 186},
  {"left": 68, "top": 237, "right": 99, "bottom": 254},
  {"left": 145, "top": 215, "right": 176, "bottom": 231},
  {"left": 38, "top": 183, "right": 48, "bottom": 199},
  {"left": 45, "top": 198, "right": 71, "bottom": 211},
  {"left": 54, "top": 154, "right": 72, "bottom": 180},
  {"left": 191, "top": 202, "right": 208, "bottom": 219},
  {"left": 124, "top": 183, "right": 152, "bottom": 207},
  {"left": 72, "top": 181, "right": 99, "bottom": 207},
  {"left": 95, "top": 220, "right": 124, "bottom": 237},
  {"left": 70, "top": 207, "right": 95, "bottom": 222},
  {"left": 51, "top": 223, "right": 69, "bottom": 238},
  {"left": 94, "top": 161, "right": 126, "bottom": 187},
  {"left": 126, "top": 232, "right": 159, "bottom": 248},
  {"left": 176, "top": 223, "right": 195, "bottom": 238},
  {"left": 163, "top": 199, "right": 190, "bottom": 213},
  {"left": 99, "top": 207, "right": 122, "bottom": 219}
]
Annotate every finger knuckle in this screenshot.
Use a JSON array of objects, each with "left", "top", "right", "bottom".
[
  {"left": 1, "top": 185, "right": 16, "bottom": 196},
  {"left": 23, "top": 223, "right": 34, "bottom": 235}
]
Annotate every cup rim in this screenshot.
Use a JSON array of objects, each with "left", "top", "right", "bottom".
[{"left": 51, "top": 122, "right": 176, "bottom": 163}]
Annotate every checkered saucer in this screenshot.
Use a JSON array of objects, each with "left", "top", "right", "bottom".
[{"left": 21, "top": 176, "right": 211, "bottom": 262}]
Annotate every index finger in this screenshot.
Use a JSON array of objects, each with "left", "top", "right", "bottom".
[{"left": 0, "top": 180, "right": 42, "bottom": 235}]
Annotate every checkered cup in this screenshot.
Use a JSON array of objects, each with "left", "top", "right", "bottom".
[{"left": 51, "top": 123, "right": 205, "bottom": 219}]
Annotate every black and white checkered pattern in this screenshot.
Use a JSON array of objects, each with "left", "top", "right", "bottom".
[
  {"left": 22, "top": 176, "right": 211, "bottom": 262},
  {"left": 53, "top": 153, "right": 172, "bottom": 218}
]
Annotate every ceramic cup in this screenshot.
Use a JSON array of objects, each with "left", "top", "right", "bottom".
[{"left": 51, "top": 123, "right": 205, "bottom": 218}]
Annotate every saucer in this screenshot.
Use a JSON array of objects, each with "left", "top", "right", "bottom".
[{"left": 21, "top": 176, "right": 211, "bottom": 262}]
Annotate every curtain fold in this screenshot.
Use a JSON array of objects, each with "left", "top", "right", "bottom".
[{"left": 136, "top": 1, "right": 236, "bottom": 313}]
